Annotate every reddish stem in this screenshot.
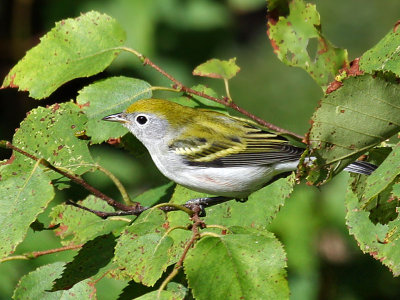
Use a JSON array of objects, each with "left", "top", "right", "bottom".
[{"left": 142, "top": 57, "right": 303, "bottom": 139}]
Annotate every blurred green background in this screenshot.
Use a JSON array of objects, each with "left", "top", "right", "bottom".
[{"left": 1, "top": 0, "right": 400, "bottom": 299}]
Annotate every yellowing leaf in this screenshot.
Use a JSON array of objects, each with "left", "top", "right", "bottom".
[{"left": 193, "top": 58, "right": 240, "bottom": 80}]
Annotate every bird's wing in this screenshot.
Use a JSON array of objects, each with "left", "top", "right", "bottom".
[{"left": 169, "top": 119, "right": 304, "bottom": 167}]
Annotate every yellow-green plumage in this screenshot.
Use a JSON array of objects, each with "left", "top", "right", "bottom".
[{"left": 126, "top": 99, "right": 303, "bottom": 167}]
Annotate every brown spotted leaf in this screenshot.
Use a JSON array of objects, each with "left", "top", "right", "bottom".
[
  {"left": 308, "top": 74, "right": 400, "bottom": 179},
  {"left": 267, "top": 0, "right": 348, "bottom": 90}
]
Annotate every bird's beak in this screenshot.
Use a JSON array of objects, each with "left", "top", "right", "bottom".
[{"left": 102, "top": 113, "right": 127, "bottom": 123}]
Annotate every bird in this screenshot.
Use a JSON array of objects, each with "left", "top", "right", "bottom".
[{"left": 102, "top": 98, "right": 376, "bottom": 205}]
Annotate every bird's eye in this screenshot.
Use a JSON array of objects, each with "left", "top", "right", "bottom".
[{"left": 136, "top": 115, "right": 148, "bottom": 125}]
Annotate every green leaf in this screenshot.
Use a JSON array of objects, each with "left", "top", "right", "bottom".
[
  {"left": 50, "top": 195, "right": 130, "bottom": 245},
  {"left": 165, "top": 185, "right": 203, "bottom": 263},
  {"left": 52, "top": 234, "right": 117, "bottom": 291},
  {"left": 76, "top": 76, "right": 152, "bottom": 143},
  {"left": 166, "top": 176, "right": 294, "bottom": 263},
  {"left": 267, "top": 0, "right": 348, "bottom": 89},
  {"left": 80, "top": 0, "right": 158, "bottom": 66},
  {"left": 0, "top": 161, "right": 54, "bottom": 259},
  {"left": 132, "top": 181, "right": 175, "bottom": 207},
  {"left": 117, "top": 280, "right": 154, "bottom": 300},
  {"left": 362, "top": 144, "right": 400, "bottom": 208},
  {"left": 184, "top": 228, "right": 288, "bottom": 299},
  {"left": 204, "top": 174, "right": 295, "bottom": 227},
  {"left": 114, "top": 210, "right": 173, "bottom": 286},
  {"left": 118, "top": 281, "right": 186, "bottom": 300},
  {"left": 134, "top": 290, "right": 182, "bottom": 300},
  {"left": 12, "top": 262, "right": 95, "bottom": 300},
  {"left": 360, "top": 26, "right": 400, "bottom": 75},
  {"left": 168, "top": 84, "right": 228, "bottom": 113},
  {"left": 193, "top": 58, "right": 240, "bottom": 80},
  {"left": 165, "top": 282, "right": 188, "bottom": 299},
  {"left": 392, "top": 181, "right": 400, "bottom": 198},
  {"left": 346, "top": 182, "right": 400, "bottom": 276},
  {"left": 308, "top": 75, "right": 400, "bottom": 177},
  {"left": 12, "top": 102, "right": 94, "bottom": 188},
  {"left": 2, "top": 11, "right": 126, "bottom": 99}
]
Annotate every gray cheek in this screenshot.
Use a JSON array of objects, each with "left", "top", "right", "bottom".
[
  {"left": 125, "top": 118, "right": 170, "bottom": 146},
  {"left": 143, "top": 119, "right": 168, "bottom": 140}
]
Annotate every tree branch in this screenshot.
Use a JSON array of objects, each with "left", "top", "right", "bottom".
[
  {"left": 117, "top": 46, "right": 304, "bottom": 140},
  {"left": 157, "top": 207, "right": 204, "bottom": 296},
  {"left": 0, "top": 244, "right": 82, "bottom": 263},
  {"left": 1, "top": 141, "right": 141, "bottom": 212}
]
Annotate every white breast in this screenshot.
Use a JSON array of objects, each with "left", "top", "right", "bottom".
[{"left": 148, "top": 144, "right": 298, "bottom": 198}]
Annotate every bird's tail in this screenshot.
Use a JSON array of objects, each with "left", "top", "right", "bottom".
[{"left": 344, "top": 161, "right": 377, "bottom": 175}]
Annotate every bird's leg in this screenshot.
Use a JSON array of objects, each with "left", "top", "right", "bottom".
[
  {"left": 184, "top": 196, "right": 235, "bottom": 217},
  {"left": 67, "top": 196, "right": 248, "bottom": 219}
]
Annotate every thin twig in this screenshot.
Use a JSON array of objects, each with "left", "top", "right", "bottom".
[
  {"left": 150, "top": 202, "right": 194, "bottom": 215},
  {"left": 157, "top": 208, "right": 204, "bottom": 297},
  {"left": 92, "top": 163, "right": 132, "bottom": 205},
  {"left": 163, "top": 225, "right": 191, "bottom": 238},
  {"left": 205, "top": 224, "right": 230, "bottom": 232},
  {"left": 108, "top": 216, "right": 133, "bottom": 223},
  {"left": 0, "top": 244, "right": 82, "bottom": 263},
  {"left": 66, "top": 200, "right": 147, "bottom": 219},
  {"left": 1, "top": 141, "right": 141, "bottom": 212},
  {"left": 117, "top": 46, "right": 304, "bottom": 139},
  {"left": 151, "top": 86, "right": 181, "bottom": 93},
  {"left": 199, "top": 232, "right": 221, "bottom": 238},
  {"left": 66, "top": 195, "right": 238, "bottom": 219},
  {"left": 223, "top": 78, "right": 232, "bottom": 102},
  {"left": 76, "top": 163, "right": 132, "bottom": 205}
]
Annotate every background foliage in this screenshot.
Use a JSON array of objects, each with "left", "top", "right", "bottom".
[{"left": 2, "top": 0, "right": 400, "bottom": 299}]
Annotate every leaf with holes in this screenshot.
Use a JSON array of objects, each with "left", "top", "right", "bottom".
[
  {"left": 12, "top": 102, "right": 94, "bottom": 188},
  {"left": 362, "top": 143, "right": 400, "bottom": 209},
  {"left": 113, "top": 210, "right": 173, "bottom": 286},
  {"left": 0, "top": 161, "right": 54, "bottom": 259},
  {"left": 2, "top": 11, "right": 126, "bottom": 99},
  {"left": 308, "top": 74, "right": 400, "bottom": 180},
  {"left": 184, "top": 227, "right": 288, "bottom": 300},
  {"left": 204, "top": 174, "right": 295, "bottom": 228},
  {"left": 50, "top": 195, "right": 131, "bottom": 245},
  {"left": 346, "top": 178, "right": 400, "bottom": 276},
  {"left": 193, "top": 58, "right": 240, "bottom": 80},
  {"left": 267, "top": 0, "right": 348, "bottom": 90},
  {"left": 360, "top": 25, "right": 400, "bottom": 76},
  {"left": 166, "top": 175, "right": 294, "bottom": 263},
  {"left": 77, "top": 76, "right": 152, "bottom": 143},
  {"left": 13, "top": 262, "right": 95, "bottom": 299}
]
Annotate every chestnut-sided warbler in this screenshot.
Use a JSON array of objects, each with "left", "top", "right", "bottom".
[{"left": 103, "top": 98, "right": 376, "bottom": 199}]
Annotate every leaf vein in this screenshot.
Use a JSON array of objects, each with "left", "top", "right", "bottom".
[{"left": 320, "top": 101, "right": 400, "bottom": 127}]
